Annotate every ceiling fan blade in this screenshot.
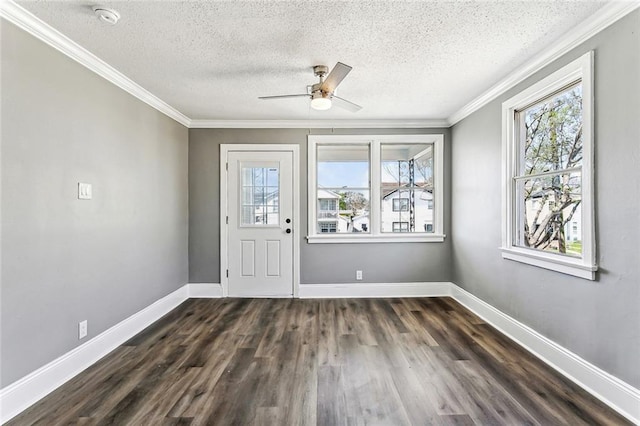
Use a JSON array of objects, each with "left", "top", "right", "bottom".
[
  {"left": 258, "top": 94, "right": 309, "bottom": 100},
  {"left": 332, "top": 95, "right": 362, "bottom": 112},
  {"left": 320, "top": 62, "right": 352, "bottom": 93}
]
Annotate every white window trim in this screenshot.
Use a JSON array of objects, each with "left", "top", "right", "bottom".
[
  {"left": 307, "top": 134, "right": 445, "bottom": 243},
  {"left": 501, "top": 51, "right": 596, "bottom": 280}
]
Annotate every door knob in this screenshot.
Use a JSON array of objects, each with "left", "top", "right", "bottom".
[
  {"left": 286, "top": 218, "right": 291, "bottom": 223},
  {"left": 286, "top": 229, "right": 292, "bottom": 234}
]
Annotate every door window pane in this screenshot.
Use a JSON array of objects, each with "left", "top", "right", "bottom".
[{"left": 241, "top": 167, "right": 279, "bottom": 226}]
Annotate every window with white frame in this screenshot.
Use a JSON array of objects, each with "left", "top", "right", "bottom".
[
  {"left": 392, "top": 198, "right": 410, "bottom": 212},
  {"left": 501, "top": 51, "right": 596, "bottom": 279},
  {"left": 308, "top": 134, "right": 444, "bottom": 243},
  {"left": 319, "top": 222, "right": 337, "bottom": 233},
  {"left": 392, "top": 222, "right": 409, "bottom": 232}
]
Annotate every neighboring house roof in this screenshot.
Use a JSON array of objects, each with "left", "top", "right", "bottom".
[{"left": 317, "top": 188, "right": 341, "bottom": 199}]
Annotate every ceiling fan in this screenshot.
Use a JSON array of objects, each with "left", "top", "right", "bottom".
[{"left": 259, "top": 62, "right": 362, "bottom": 112}]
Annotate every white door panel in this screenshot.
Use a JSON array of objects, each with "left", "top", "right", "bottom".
[{"left": 227, "top": 151, "right": 293, "bottom": 297}]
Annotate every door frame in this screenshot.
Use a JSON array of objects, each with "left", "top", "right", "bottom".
[{"left": 220, "top": 144, "right": 300, "bottom": 298}]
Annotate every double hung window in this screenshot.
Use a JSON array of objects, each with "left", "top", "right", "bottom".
[
  {"left": 501, "top": 52, "right": 596, "bottom": 279},
  {"left": 308, "top": 134, "right": 444, "bottom": 243}
]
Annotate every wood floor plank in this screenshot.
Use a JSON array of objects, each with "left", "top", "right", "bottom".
[
  {"left": 317, "top": 366, "right": 348, "bottom": 426},
  {"left": 390, "top": 299, "right": 440, "bottom": 346},
  {"left": 7, "top": 297, "right": 632, "bottom": 426},
  {"left": 318, "top": 299, "right": 341, "bottom": 366}
]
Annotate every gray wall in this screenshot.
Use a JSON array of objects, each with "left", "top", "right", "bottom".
[
  {"left": 451, "top": 11, "right": 639, "bottom": 388},
  {"left": 189, "top": 128, "right": 452, "bottom": 285},
  {"left": 1, "top": 21, "right": 189, "bottom": 386}
]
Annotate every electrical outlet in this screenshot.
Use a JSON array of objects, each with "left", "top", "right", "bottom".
[
  {"left": 356, "top": 270, "right": 363, "bottom": 281},
  {"left": 79, "top": 320, "right": 88, "bottom": 339}
]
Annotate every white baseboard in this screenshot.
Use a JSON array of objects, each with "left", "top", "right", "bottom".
[
  {"left": 298, "top": 282, "right": 452, "bottom": 298},
  {"left": 187, "top": 283, "right": 224, "bottom": 298},
  {"left": 3, "top": 281, "right": 637, "bottom": 425},
  {"left": 0, "top": 285, "right": 190, "bottom": 424},
  {"left": 450, "top": 284, "right": 640, "bottom": 424}
]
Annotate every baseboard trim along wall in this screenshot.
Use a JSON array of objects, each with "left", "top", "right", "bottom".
[
  {"left": 1, "top": 282, "right": 637, "bottom": 424},
  {"left": 187, "top": 283, "right": 224, "bottom": 298},
  {"left": 298, "top": 282, "right": 452, "bottom": 298}
]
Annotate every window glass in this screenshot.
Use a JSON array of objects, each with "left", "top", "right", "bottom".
[
  {"left": 241, "top": 167, "right": 279, "bottom": 226},
  {"left": 316, "top": 144, "right": 370, "bottom": 233},
  {"left": 308, "top": 135, "right": 444, "bottom": 242},
  {"left": 514, "top": 84, "right": 583, "bottom": 256},
  {"left": 520, "top": 84, "right": 583, "bottom": 174},
  {"left": 317, "top": 144, "right": 369, "bottom": 188},
  {"left": 381, "top": 143, "right": 433, "bottom": 233},
  {"left": 516, "top": 172, "right": 582, "bottom": 256}
]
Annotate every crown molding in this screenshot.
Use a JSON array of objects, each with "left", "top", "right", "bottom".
[
  {"left": 447, "top": 1, "right": 640, "bottom": 126},
  {"left": 188, "top": 119, "right": 450, "bottom": 129},
  {"left": 0, "top": 0, "right": 191, "bottom": 127},
  {"left": 4, "top": 0, "right": 637, "bottom": 130}
]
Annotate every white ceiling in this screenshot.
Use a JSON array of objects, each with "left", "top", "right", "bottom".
[{"left": 14, "top": 0, "right": 609, "bottom": 122}]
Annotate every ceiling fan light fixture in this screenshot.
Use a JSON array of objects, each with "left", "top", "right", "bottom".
[{"left": 310, "top": 92, "right": 332, "bottom": 111}]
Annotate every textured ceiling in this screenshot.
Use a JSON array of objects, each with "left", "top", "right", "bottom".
[{"left": 15, "top": 0, "right": 608, "bottom": 121}]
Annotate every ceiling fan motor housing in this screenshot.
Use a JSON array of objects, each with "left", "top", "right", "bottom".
[
  {"left": 311, "top": 82, "right": 330, "bottom": 97},
  {"left": 313, "top": 65, "right": 329, "bottom": 78}
]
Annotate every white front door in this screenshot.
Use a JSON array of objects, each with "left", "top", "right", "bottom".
[{"left": 225, "top": 149, "right": 295, "bottom": 297}]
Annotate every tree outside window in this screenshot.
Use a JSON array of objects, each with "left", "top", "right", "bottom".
[{"left": 517, "top": 84, "right": 582, "bottom": 256}]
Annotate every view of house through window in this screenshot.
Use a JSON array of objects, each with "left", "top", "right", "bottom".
[
  {"left": 316, "top": 144, "right": 370, "bottom": 233},
  {"left": 315, "top": 142, "right": 435, "bottom": 234},
  {"left": 381, "top": 143, "right": 434, "bottom": 233},
  {"left": 309, "top": 134, "right": 444, "bottom": 242},
  {"left": 241, "top": 166, "right": 279, "bottom": 226},
  {"left": 515, "top": 83, "right": 583, "bottom": 256}
]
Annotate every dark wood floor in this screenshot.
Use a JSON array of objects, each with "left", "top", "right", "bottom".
[{"left": 8, "top": 297, "right": 630, "bottom": 426}]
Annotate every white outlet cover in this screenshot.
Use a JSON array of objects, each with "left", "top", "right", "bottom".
[
  {"left": 79, "top": 320, "right": 88, "bottom": 339},
  {"left": 78, "top": 182, "right": 92, "bottom": 200}
]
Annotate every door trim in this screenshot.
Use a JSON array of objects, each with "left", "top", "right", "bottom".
[{"left": 220, "top": 144, "right": 300, "bottom": 298}]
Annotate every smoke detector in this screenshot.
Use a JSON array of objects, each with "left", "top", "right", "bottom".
[{"left": 93, "top": 7, "right": 120, "bottom": 25}]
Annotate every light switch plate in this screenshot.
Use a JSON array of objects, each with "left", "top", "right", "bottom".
[{"left": 78, "top": 182, "right": 92, "bottom": 200}]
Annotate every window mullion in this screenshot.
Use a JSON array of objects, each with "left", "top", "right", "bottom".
[{"left": 370, "top": 139, "right": 381, "bottom": 236}]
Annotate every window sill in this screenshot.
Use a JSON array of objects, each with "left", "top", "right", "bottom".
[
  {"left": 307, "top": 234, "right": 446, "bottom": 244},
  {"left": 500, "top": 247, "right": 597, "bottom": 280}
]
